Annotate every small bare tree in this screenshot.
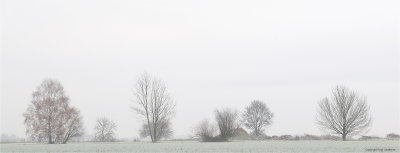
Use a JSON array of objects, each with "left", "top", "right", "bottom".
[
  {"left": 23, "top": 79, "right": 84, "bottom": 144},
  {"left": 131, "top": 73, "right": 175, "bottom": 142},
  {"left": 193, "top": 119, "right": 217, "bottom": 142},
  {"left": 215, "top": 108, "right": 240, "bottom": 140},
  {"left": 94, "top": 117, "right": 117, "bottom": 142},
  {"left": 242, "top": 100, "right": 274, "bottom": 137},
  {"left": 316, "top": 85, "right": 372, "bottom": 141}
]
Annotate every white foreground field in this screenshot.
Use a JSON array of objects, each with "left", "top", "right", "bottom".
[{"left": 1, "top": 140, "right": 399, "bottom": 153}]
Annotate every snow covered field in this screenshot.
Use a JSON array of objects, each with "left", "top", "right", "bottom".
[{"left": 1, "top": 140, "right": 399, "bottom": 153}]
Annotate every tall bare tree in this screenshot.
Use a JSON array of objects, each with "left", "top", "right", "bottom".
[
  {"left": 215, "top": 108, "right": 240, "bottom": 140},
  {"left": 131, "top": 73, "right": 175, "bottom": 142},
  {"left": 316, "top": 85, "right": 372, "bottom": 141},
  {"left": 94, "top": 117, "right": 117, "bottom": 142},
  {"left": 193, "top": 118, "right": 217, "bottom": 142},
  {"left": 242, "top": 100, "right": 274, "bottom": 137},
  {"left": 23, "top": 79, "right": 84, "bottom": 144}
]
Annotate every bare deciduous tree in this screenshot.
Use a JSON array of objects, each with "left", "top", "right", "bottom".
[
  {"left": 94, "top": 117, "right": 117, "bottom": 142},
  {"left": 23, "top": 79, "right": 84, "bottom": 144},
  {"left": 242, "top": 100, "right": 274, "bottom": 137},
  {"left": 215, "top": 108, "right": 240, "bottom": 140},
  {"left": 316, "top": 85, "right": 372, "bottom": 141},
  {"left": 131, "top": 73, "right": 175, "bottom": 142},
  {"left": 193, "top": 118, "right": 217, "bottom": 142}
]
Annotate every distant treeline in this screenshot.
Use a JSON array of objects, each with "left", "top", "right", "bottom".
[
  {"left": 2, "top": 133, "right": 399, "bottom": 143},
  {"left": 18, "top": 73, "right": 398, "bottom": 144},
  {"left": 227, "top": 133, "right": 400, "bottom": 141}
]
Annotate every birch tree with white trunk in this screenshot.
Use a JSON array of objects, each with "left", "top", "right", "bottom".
[{"left": 23, "top": 79, "right": 84, "bottom": 144}]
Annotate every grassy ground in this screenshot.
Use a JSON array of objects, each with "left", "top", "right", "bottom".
[{"left": 1, "top": 140, "right": 399, "bottom": 153}]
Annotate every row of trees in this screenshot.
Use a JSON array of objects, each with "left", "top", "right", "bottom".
[
  {"left": 194, "top": 101, "right": 274, "bottom": 142},
  {"left": 23, "top": 74, "right": 372, "bottom": 144},
  {"left": 22, "top": 73, "right": 174, "bottom": 144},
  {"left": 22, "top": 79, "right": 119, "bottom": 143},
  {"left": 193, "top": 85, "right": 372, "bottom": 141}
]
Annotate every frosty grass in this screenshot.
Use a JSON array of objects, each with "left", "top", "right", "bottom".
[{"left": 1, "top": 140, "right": 399, "bottom": 153}]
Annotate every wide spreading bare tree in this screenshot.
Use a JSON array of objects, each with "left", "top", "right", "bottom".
[
  {"left": 316, "top": 85, "right": 372, "bottom": 141},
  {"left": 193, "top": 118, "right": 217, "bottom": 142},
  {"left": 242, "top": 100, "right": 274, "bottom": 137},
  {"left": 94, "top": 117, "right": 117, "bottom": 142},
  {"left": 215, "top": 108, "right": 240, "bottom": 140},
  {"left": 131, "top": 73, "right": 175, "bottom": 142},
  {"left": 23, "top": 79, "right": 84, "bottom": 144}
]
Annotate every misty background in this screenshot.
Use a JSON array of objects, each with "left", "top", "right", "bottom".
[{"left": 1, "top": 0, "right": 399, "bottom": 139}]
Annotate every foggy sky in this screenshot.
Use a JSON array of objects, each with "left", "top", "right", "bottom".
[{"left": 1, "top": 0, "right": 399, "bottom": 139}]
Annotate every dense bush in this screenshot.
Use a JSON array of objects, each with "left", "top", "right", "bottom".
[
  {"left": 386, "top": 133, "right": 400, "bottom": 140},
  {"left": 359, "top": 135, "right": 382, "bottom": 140}
]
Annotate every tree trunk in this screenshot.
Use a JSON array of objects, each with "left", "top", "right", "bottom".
[
  {"left": 342, "top": 124, "right": 347, "bottom": 141},
  {"left": 48, "top": 126, "right": 52, "bottom": 144},
  {"left": 342, "top": 133, "right": 346, "bottom": 141},
  {"left": 48, "top": 116, "right": 52, "bottom": 144},
  {"left": 153, "top": 121, "right": 157, "bottom": 143}
]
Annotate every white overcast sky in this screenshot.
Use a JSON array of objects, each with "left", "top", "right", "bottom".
[{"left": 1, "top": 0, "right": 399, "bottom": 139}]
